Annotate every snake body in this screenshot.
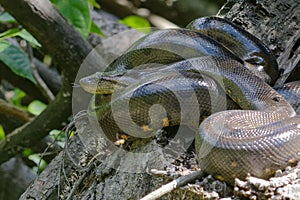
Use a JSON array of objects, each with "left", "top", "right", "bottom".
[
  {"left": 90, "top": 68, "right": 240, "bottom": 141},
  {"left": 80, "top": 17, "right": 300, "bottom": 184},
  {"left": 274, "top": 81, "right": 300, "bottom": 114},
  {"left": 187, "top": 17, "right": 279, "bottom": 84},
  {"left": 81, "top": 28, "right": 245, "bottom": 94}
]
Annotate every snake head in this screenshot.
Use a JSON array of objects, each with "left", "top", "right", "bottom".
[{"left": 79, "top": 70, "right": 137, "bottom": 94}]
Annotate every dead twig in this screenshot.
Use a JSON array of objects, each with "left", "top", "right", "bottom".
[{"left": 140, "top": 170, "right": 204, "bottom": 200}]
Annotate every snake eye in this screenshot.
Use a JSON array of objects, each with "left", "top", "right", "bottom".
[{"left": 272, "top": 96, "right": 281, "bottom": 102}]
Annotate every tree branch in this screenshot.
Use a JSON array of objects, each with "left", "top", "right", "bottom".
[
  {"left": 34, "top": 58, "right": 62, "bottom": 95},
  {"left": 0, "top": 99, "right": 33, "bottom": 133},
  {"left": 140, "top": 170, "right": 204, "bottom": 200}
]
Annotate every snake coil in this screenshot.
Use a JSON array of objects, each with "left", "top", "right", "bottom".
[{"left": 80, "top": 17, "right": 300, "bottom": 184}]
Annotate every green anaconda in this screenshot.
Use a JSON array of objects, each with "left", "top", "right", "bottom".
[{"left": 79, "top": 17, "right": 300, "bottom": 184}]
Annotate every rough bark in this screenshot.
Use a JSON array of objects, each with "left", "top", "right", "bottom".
[
  {"left": 20, "top": 0, "right": 300, "bottom": 199},
  {"left": 225, "top": 0, "right": 300, "bottom": 85}
]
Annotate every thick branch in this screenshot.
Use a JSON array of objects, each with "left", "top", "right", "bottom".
[
  {"left": 34, "top": 58, "right": 62, "bottom": 95},
  {"left": 0, "top": 99, "right": 33, "bottom": 133},
  {"left": 0, "top": 91, "right": 68, "bottom": 163},
  {"left": 0, "top": 0, "right": 93, "bottom": 164}
]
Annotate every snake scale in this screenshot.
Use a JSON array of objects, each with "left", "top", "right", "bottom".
[{"left": 80, "top": 17, "right": 300, "bottom": 184}]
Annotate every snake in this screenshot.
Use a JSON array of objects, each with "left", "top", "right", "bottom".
[{"left": 79, "top": 17, "right": 300, "bottom": 184}]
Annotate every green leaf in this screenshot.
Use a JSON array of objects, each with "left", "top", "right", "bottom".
[
  {"left": 0, "top": 28, "right": 20, "bottom": 39},
  {"left": 0, "top": 40, "right": 36, "bottom": 83},
  {"left": 0, "top": 29, "right": 41, "bottom": 47},
  {"left": 28, "top": 100, "right": 47, "bottom": 115},
  {"left": 119, "top": 15, "right": 151, "bottom": 34},
  {"left": 0, "top": 12, "right": 16, "bottom": 23},
  {"left": 0, "top": 125, "right": 5, "bottom": 140},
  {"left": 90, "top": 20, "right": 105, "bottom": 37},
  {"left": 89, "top": 0, "right": 100, "bottom": 9},
  {"left": 18, "top": 29, "right": 41, "bottom": 47},
  {"left": 49, "top": 129, "right": 65, "bottom": 148},
  {"left": 51, "top": 0, "right": 91, "bottom": 38},
  {"left": 23, "top": 148, "right": 33, "bottom": 156},
  {"left": 28, "top": 154, "right": 47, "bottom": 172},
  {"left": 0, "top": 38, "right": 9, "bottom": 51},
  {"left": 11, "top": 89, "right": 26, "bottom": 108}
]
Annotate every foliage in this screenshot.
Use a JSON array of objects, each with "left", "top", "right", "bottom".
[
  {"left": 28, "top": 100, "right": 47, "bottom": 115},
  {"left": 28, "top": 154, "right": 48, "bottom": 173},
  {"left": 90, "top": 20, "right": 105, "bottom": 36},
  {"left": 0, "top": 11, "right": 15, "bottom": 22},
  {"left": 23, "top": 148, "right": 47, "bottom": 173},
  {"left": 0, "top": 28, "right": 41, "bottom": 47},
  {"left": 51, "top": 0, "right": 92, "bottom": 38},
  {"left": 0, "top": 40, "right": 36, "bottom": 83},
  {"left": 0, "top": 125, "right": 5, "bottom": 140},
  {"left": 119, "top": 15, "right": 151, "bottom": 33},
  {"left": 49, "top": 129, "right": 66, "bottom": 148},
  {"left": 11, "top": 89, "right": 26, "bottom": 108}
]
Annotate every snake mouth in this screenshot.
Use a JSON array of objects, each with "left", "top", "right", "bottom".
[
  {"left": 79, "top": 77, "right": 125, "bottom": 94},
  {"left": 79, "top": 71, "right": 137, "bottom": 94}
]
